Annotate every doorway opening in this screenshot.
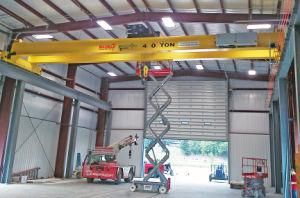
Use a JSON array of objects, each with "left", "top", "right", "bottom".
[{"left": 143, "top": 139, "right": 229, "bottom": 185}]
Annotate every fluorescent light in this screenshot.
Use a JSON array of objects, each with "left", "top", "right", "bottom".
[
  {"left": 247, "top": 24, "right": 271, "bottom": 30},
  {"left": 181, "top": 121, "right": 189, "bottom": 125},
  {"left": 162, "top": 17, "right": 175, "bottom": 27},
  {"left": 107, "top": 72, "right": 117, "bottom": 77},
  {"left": 195, "top": 64, "right": 204, "bottom": 70},
  {"left": 32, "top": 34, "right": 53, "bottom": 39},
  {"left": 153, "top": 65, "right": 161, "bottom": 70},
  {"left": 97, "top": 20, "right": 113, "bottom": 30},
  {"left": 248, "top": 69, "right": 257, "bottom": 76}
]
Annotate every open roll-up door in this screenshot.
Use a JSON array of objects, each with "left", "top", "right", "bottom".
[{"left": 146, "top": 81, "right": 228, "bottom": 141}]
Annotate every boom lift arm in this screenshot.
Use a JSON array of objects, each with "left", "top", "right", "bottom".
[
  {"left": 108, "top": 134, "right": 139, "bottom": 158},
  {"left": 93, "top": 134, "right": 138, "bottom": 159}
]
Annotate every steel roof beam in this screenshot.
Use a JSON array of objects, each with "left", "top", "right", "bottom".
[
  {"left": 108, "top": 70, "right": 269, "bottom": 82},
  {"left": 14, "top": 12, "right": 279, "bottom": 35}
]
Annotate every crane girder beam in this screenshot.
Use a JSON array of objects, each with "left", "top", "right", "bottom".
[
  {"left": 2, "top": 32, "right": 281, "bottom": 74},
  {"left": 11, "top": 32, "right": 278, "bottom": 55},
  {"left": 26, "top": 48, "right": 277, "bottom": 64}
]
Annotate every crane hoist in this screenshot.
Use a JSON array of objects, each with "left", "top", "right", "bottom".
[{"left": 81, "top": 134, "right": 138, "bottom": 184}]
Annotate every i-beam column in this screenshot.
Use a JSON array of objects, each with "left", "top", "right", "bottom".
[
  {"left": 0, "top": 77, "right": 16, "bottom": 181},
  {"left": 95, "top": 78, "right": 109, "bottom": 147},
  {"left": 278, "top": 78, "right": 291, "bottom": 198},
  {"left": 293, "top": 25, "right": 300, "bottom": 194},
  {"left": 54, "top": 64, "right": 77, "bottom": 178},
  {"left": 1, "top": 80, "right": 25, "bottom": 183},
  {"left": 65, "top": 99, "right": 80, "bottom": 178}
]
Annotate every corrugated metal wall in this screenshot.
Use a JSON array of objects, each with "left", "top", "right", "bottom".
[
  {"left": 109, "top": 78, "right": 271, "bottom": 181},
  {"left": 229, "top": 80, "right": 271, "bottom": 186},
  {"left": 146, "top": 81, "right": 228, "bottom": 140},
  {"left": 108, "top": 81, "right": 145, "bottom": 176},
  {"left": 12, "top": 65, "right": 100, "bottom": 178},
  {"left": 0, "top": 32, "right": 8, "bottom": 50}
]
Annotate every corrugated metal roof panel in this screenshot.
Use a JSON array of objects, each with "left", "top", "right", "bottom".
[
  {"left": 219, "top": 60, "right": 236, "bottom": 72},
  {"left": 106, "top": 0, "right": 134, "bottom": 15},
  {"left": 206, "top": 23, "right": 226, "bottom": 34},
  {"left": 113, "top": 62, "right": 135, "bottom": 74},
  {"left": 0, "top": 10, "right": 24, "bottom": 29},
  {"left": 236, "top": 60, "right": 251, "bottom": 72},
  {"left": 111, "top": 25, "right": 127, "bottom": 38},
  {"left": 149, "top": 22, "right": 168, "bottom": 36},
  {"left": 227, "top": 24, "right": 248, "bottom": 33},
  {"left": 50, "top": 0, "right": 90, "bottom": 21},
  {"left": 87, "top": 27, "right": 113, "bottom": 39},
  {"left": 223, "top": 0, "right": 249, "bottom": 13},
  {"left": 170, "top": 0, "right": 197, "bottom": 12},
  {"left": 23, "top": 0, "right": 69, "bottom": 24},
  {"left": 67, "top": 30, "right": 92, "bottom": 39},
  {"left": 81, "top": 65, "right": 107, "bottom": 78},
  {"left": 167, "top": 23, "right": 185, "bottom": 36},
  {"left": 145, "top": 0, "right": 173, "bottom": 12},
  {"left": 100, "top": 63, "right": 124, "bottom": 75},
  {"left": 77, "top": 0, "right": 112, "bottom": 17},
  {"left": 51, "top": 32, "right": 72, "bottom": 40},
  {"left": 0, "top": 1, "right": 46, "bottom": 26},
  {"left": 184, "top": 23, "right": 206, "bottom": 35},
  {"left": 202, "top": 60, "right": 220, "bottom": 71},
  {"left": 196, "top": 0, "right": 222, "bottom": 13}
]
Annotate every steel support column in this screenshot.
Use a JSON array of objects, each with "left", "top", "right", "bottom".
[
  {"left": 293, "top": 26, "right": 300, "bottom": 188},
  {"left": 104, "top": 108, "right": 112, "bottom": 147},
  {"left": 1, "top": 80, "right": 25, "bottom": 184},
  {"left": 0, "top": 77, "right": 16, "bottom": 180},
  {"left": 54, "top": 65, "right": 77, "bottom": 178},
  {"left": 95, "top": 78, "right": 109, "bottom": 147},
  {"left": 269, "top": 112, "right": 275, "bottom": 187},
  {"left": 272, "top": 100, "right": 283, "bottom": 193},
  {"left": 66, "top": 99, "right": 80, "bottom": 178},
  {"left": 278, "top": 78, "right": 291, "bottom": 197}
]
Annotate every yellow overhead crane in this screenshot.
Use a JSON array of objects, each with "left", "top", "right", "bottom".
[{"left": 0, "top": 32, "right": 281, "bottom": 75}]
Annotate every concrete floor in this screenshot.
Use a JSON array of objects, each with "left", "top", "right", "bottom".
[{"left": 0, "top": 178, "right": 283, "bottom": 198}]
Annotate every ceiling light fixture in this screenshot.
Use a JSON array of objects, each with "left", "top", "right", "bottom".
[
  {"left": 97, "top": 20, "right": 113, "bottom": 30},
  {"left": 248, "top": 69, "right": 257, "bottom": 76},
  {"left": 246, "top": 24, "right": 272, "bottom": 30},
  {"left": 162, "top": 17, "right": 175, "bottom": 28},
  {"left": 195, "top": 64, "right": 204, "bottom": 70},
  {"left": 32, "top": 34, "right": 53, "bottom": 39},
  {"left": 107, "top": 72, "right": 117, "bottom": 77},
  {"left": 153, "top": 65, "right": 161, "bottom": 70}
]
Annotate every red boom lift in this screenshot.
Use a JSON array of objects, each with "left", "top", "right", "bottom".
[{"left": 82, "top": 135, "right": 138, "bottom": 184}]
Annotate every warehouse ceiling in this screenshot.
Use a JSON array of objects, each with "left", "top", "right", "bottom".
[{"left": 0, "top": 0, "right": 282, "bottom": 80}]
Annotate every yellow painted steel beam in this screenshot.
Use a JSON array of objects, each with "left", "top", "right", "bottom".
[
  {"left": 0, "top": 52, "right": 41, "bottom": 74},
  {"left": 1, "top": 32, "right": 280, "bottom": 74},
  {"left": 10, "top": 32, "right": 279, "bottom": 56},
  {"left": 27, "top": 48, "right": 277, "bottom": 64}
]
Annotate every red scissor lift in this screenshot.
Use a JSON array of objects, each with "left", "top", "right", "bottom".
[{"left": 242, "top": 157, "right": 268, "bottom": 197}]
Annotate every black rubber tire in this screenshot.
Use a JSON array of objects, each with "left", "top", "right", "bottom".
[
  {"left": 114, "top": 169, "right": 122, "bottom": 185},
  {"left": 124, "top": 170, "right": 134, "bottom": 183},
  {"left": 209, "top": 175, "right": 212, "bottom": 182},
  {"left": 87, "top": 178, "right": 94, "bottom": 183}
]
